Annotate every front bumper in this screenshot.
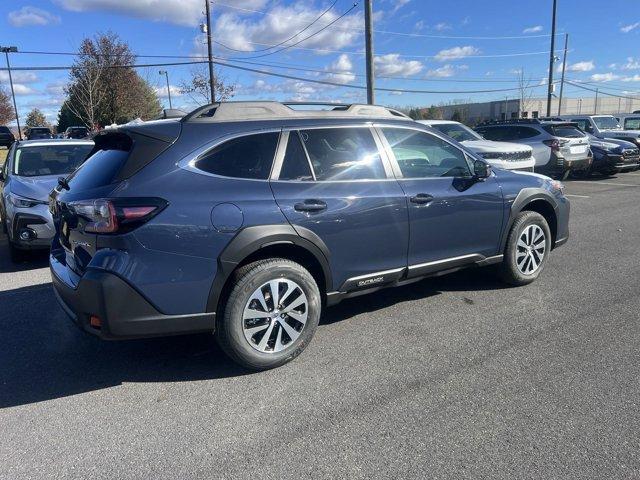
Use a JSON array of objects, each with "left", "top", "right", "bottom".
[
  {"left": 592, "top": 152, "right": 640, "bottom": 172},
  {"left": 7, "top": 203, "right": 55, "bottom": 249},
  {"left": 50, "top": 251, "right": 215, "bottom": 339}
]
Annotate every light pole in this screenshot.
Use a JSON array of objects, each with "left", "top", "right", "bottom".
[
  {"left": 1, "top": 46, "right": 21, "bottom": 140},
  {"left": 578, "top": 98, "right": 582, "bottom": 114},
  {"left": 546, "top": 0, "right": 557, "bottom": 117},
  {"left": 158, "top": 70, "right": 172, "bottom": 109},
  {"left": 204, "top": 0, "right": 215, "bottom": 103}
]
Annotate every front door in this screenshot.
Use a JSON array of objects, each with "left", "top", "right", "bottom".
[
  {"left": 270, "top": 126, "right": 409, "bottom": 292},
  {"left": 376, "top": 126, "right": 504, "bottom": 277}
]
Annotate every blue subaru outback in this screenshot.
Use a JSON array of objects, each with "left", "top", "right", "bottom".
[{"left": 50, "top": 102, "right": 570, "bottom": 370}]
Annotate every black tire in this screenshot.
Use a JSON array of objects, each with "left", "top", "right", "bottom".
[
  {"left": 216, "top": 258, "right": 321, "bottom": 370},
  {"left": 8, "top": 240, "right": 25, "bottom": 263},
  {"left": 498, "top": 211, "right": 552, "bottom": 286}
]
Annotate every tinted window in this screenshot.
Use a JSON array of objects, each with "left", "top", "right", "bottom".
[
  {"left": 543, "top": 125, "right": 585, "bottom": 138},
  {"left": 382, "top": 128, "right": 471, "bottom": 178},
  {"left": 67, "top": 149, "right": 128, "bottom": 190},
  {"left": 514, "top": 127, "right": 541, "bottom": 139},
  {"left": 279, "top": 132, "right": 314, "bottom": 181},
  {"left": 571, "top": 119, "right": 590, "bottom": 131},
  {"left": 14, "top": 144, "right": 93, "bottom": 177},
  {"left": 195, "top": 132, "right": 278, "bottom": 180},
  {"left": 299, "top": 128, "right": 385, "bottom": 181},
  {"left": 624, "top": 118, "right": 640, "bottom": 130}
]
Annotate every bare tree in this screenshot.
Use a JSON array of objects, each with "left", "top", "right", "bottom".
[
  {"left": 179, "top": 65, "right": 236, "bottom": 105},
  {"left": 0, "top": 87, "right": 14, "bottom": 125},
  {"left": 65, "top": 55, "right": 105, "bottom": 129},
  {"left": 516, "top": 68, "right": 536, "bottom": 117}
]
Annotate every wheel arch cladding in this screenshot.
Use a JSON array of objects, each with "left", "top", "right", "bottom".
[
  {"left": 509, "top": 188, "right": 559, "bottom": 248},
  {"left": 205, "top": 224, "right": 332, "bottom": 315}
]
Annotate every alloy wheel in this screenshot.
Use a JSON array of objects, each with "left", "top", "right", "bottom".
[
  {"left": 242, "top": 279, "right": 308, "bottom": 353},
  {"left": 516, "top": 224, "right": 546, "bottom": 275}
]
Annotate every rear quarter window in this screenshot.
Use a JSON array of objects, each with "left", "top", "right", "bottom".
[{"left": 195, "top": 132, "right": 279, "bottom": 180}]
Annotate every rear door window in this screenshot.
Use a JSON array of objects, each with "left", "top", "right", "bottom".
[
  {"left": 298, "top": 127, "right": 386, "bottom": 181},
  {"left": 195, "top": 132, "right": 279, "bottom": 180},
  {"left": 279, "top": 132, "right": 314, "bottom": 181}
]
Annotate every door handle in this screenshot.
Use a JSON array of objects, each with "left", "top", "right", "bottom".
[
  {"left": 410, "top": 193, "right": 434, "bottom": 205},
  {"left": 294, "top": 199, "right": 327, "bottom": 212}
]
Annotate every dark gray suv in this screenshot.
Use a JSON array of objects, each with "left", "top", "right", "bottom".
[{"left": 50, "top": 102, "right": 570, "bottom": 370}]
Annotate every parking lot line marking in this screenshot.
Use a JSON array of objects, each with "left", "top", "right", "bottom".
[
  {"left": 564, "top": 194, "right": 590, "bottom": 198},
  {"left": 570, "top": 181, "right": 639, "bottom": 187}
]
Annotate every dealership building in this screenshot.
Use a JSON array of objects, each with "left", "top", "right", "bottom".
[{"left": 436, "top": 96, "right": 640, "bottom": 125}]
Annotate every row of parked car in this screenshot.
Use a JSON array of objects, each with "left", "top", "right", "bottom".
[
  {"left": 419, "top": 114, "right": 640, "bottom": 179},
  {"left": 0, "top": 126, "right": 90, "bottom": 147},
  {"left": 1, "top": 101, "right": 574, "bottom": 370}
]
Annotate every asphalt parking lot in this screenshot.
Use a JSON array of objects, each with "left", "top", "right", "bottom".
[{"left": 1, "top": 173, "right": 639, "bottom": 479}]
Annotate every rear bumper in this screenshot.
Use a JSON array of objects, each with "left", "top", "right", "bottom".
[{"left": 50, "top": 253, "right": 215, "bottom": 339}]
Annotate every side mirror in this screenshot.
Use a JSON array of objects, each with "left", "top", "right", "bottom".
[{"left": 474, "top": 159, "right": 492, "bottom": 179}]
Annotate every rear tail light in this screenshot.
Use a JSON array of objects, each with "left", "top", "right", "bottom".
[
  {"left": 69, "top": 198, "right": 167, "bottom": 234},
  {"left": 543, "top": 139, "right": 567, "bottom": 151}
]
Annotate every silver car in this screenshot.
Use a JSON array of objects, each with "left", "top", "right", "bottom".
[
  {"left": 474, "top": 120, "right": 591, "bottom": 179},
  {"left": 0, "top": 139, "right": 94, "bottom": 260}
]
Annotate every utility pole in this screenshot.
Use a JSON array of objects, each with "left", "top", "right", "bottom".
[
  {"left": 578, "top": 98, "right": 582, "bottom": 114},
  {"left": 364, "top": 0, "right": 375, "bottom": 104},
  {"left": 557, "top": 33, "right": 568, "bottom": 116},
  {"left": 504, "top": 96, "right": 508, "bottom": 119},
  {"left": 1, "top": 46, "right": 21, "bottom": 140},
  {"left": 204, "top": 0, "right": 216, "bottom": 103},
  {"left": 159, "top": 70, "right": 172, "bottom": 109},
  {"left": 594, "top": 88, "right": 598, "bottom": 114},
  {"left": 546, "top": 0, "right": 557, "bottom": 117}
]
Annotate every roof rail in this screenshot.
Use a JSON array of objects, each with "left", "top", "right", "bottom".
[
  {"left": 181, "top": 101, "right": 410, "bottom": 123},
  {"left": 476, "top": 118, "right": 543, "bottom": 127}
]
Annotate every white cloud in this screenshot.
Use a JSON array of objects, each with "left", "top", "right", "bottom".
[
  {"left": 622, "top": 57, "right": 640, "bottom": 70},
  {"left": 54, "top": 0, "right": 268, "bottom": 27},
  {"left": 0, "top": 71, "right": 38, "bottom": 84},
  {"left": 154, "top": 85, "right": 183, "bottom": 98},
  {"left": 324, "top": 54, "right": 355, "bottom": 85},
  {"left": 620, "top": 22, "right": 640, "bottom": 33},
  {"left": 213, "top": 4, "right": 362, "bottom": 54},
  {"left": 389, "top": 0, "right": 411, "bottom": 14},
  {"left": 523, "top": 25, "right": 543, "bottom": 34},
  {"left": 12, "top": 84, "right": 38, "bottom": 95},
  {"left": 8, "top": 6, "right": 61, "bottom": 27},
  {"left": 434, "top": 45, "right": 480, "bottom": 62},
  {"left": 374, "top": 54, "right": 423, "bottom": 76},
  {"left": 425, "top": 64, "right": 468, "bottom": 78},
  {"left": 44, "top": 81, "right": 67, "bottom": 96},
  {"left": 621, "top": 75, "right": 640, "bottom": 82},
  {"left": 560, "top": 60, "right": 595, "bottom": 72},
  {"left": 434, "top": 22, "right": 451, "bottom": 31},
  {"left": 414, "top": 20, "right": 425, "bottom": 30},
  {"left": 590, "top": 72, "right": 620, "bottom": 82}
]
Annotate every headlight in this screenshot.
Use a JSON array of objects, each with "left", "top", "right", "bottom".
[
  {"left": 549, "top": 180, "right": 565, "bottom": 194},
  {"left": 8, "top": 193, "right": 45, "bottom": 208}
]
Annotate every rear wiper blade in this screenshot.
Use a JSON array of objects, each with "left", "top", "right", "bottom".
[{"left": 57, "top": 177, "right": 70, "bottom": 191}]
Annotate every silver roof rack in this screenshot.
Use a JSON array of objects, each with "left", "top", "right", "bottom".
[{"left": 181, "top": 101, "right": 410, "bottom": 123}]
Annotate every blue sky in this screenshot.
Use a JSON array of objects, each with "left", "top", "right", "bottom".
[{"left": 1, "top": 0, "right": 640, "bottom": 125}]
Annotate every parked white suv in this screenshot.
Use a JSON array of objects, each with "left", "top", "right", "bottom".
[
  {"left": 418, "top": 120, "right": 535, "bottom": 171},
  {"left": 559, "top": 115, "right": 640, "bottom": 148}
]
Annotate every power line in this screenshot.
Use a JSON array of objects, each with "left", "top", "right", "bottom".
[
  {"left": 214, "top": 0, "right": 338, "bottom": 53},
  {"left": 0, "top": 57, "right": 552, "bottom": 95},
  {"left": 566, "top": 81, "right": 640, "bottom": 100},
  {"left": 214, "top": 2, "right": 557, "bottom": 40}
]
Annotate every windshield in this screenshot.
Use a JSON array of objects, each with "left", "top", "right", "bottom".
[
  {"left": 431, "top": 123, "right": 481, "bottom": 142},
  {"left": 13, "top": 144, "right": 94, "bottom": 177},
  {"left": 623, "top": 117, "right": 640, "bottom": 130},
  {"left": 593, "top": 116, "right": 621, "bottom": 130}
]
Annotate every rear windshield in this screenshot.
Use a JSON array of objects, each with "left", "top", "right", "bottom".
[
  {"left": 14, "top": 144, "right": 93, "bottom": 177},
  {"left": 542, "top": 125, "right": 585, "bottom": 138},
  {"left": 30, "top": 128, "right": 51, "bottom": 133},
  {"left": 66, "top": 149, "right": 129, "bottom": 190},
  {"left": 0, "top": 126, "right": 11, "bottom": 134}
]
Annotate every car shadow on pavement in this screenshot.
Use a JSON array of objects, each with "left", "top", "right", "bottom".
[
  {"left": 0, "top": 268, "right": 507, "bottom": 408},
  {"left": 0, "top": 236, "right": 50, "bottom": 273}
]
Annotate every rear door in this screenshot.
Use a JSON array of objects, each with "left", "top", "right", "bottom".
[
  {"left": 376, "top": 125, "right": 503, "bottom": 276},
  {"left": 270, "top": 126, "right": 409, "bottom": 292}
]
